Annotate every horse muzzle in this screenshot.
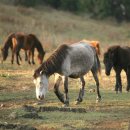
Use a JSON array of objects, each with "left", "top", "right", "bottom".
[
  {"left": 38, "top": 95, "right": 44, "bottom": 100},
  {"left": 105, "top": 71, "right": 110, "bottom": 76}
]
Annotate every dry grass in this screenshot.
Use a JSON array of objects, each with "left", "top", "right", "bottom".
[
  {"left": 0, "top": 3, "right": 130, "bottom": 52},
  {"left": 0, "top": 3, "right": 130, "bottom": 130}
]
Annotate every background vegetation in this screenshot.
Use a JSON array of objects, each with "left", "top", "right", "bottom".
[
  {"left": 0, "top": 1, "right": 130, "bottom": 52},
  {"left": 1, "top": 0, "right": 130, "bottom": 23}
]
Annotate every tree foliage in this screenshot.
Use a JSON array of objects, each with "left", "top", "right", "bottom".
[{"left": 4, "top": 0, "right": 130, "bottom": 22}]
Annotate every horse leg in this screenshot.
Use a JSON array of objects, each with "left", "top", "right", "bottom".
[
  {"left": 18, "top": 53, "right": 22, "bottom": 61},
  {"left": 28, "top": 51, "right": 31, "bottom": 64},
  {"left": 75, "top": 76, "right": 85, "bottom": 105},
  {"left": 11, "top": 52, "right": 14, "bottom": 64},
  {"left": 54, "top": 75, "right": 64, "bottom": 104},
  {"left": 126, "top": 65, "right": 130, "bottom": 92},
  {"left": 63, "top": 76, "right": 69, "bottom": 106},
  {"left": 115, "top": 69, "right": 122, "bottom": 93},
  {"left": 25, "top": 51, "right": 28, "bottom": 61},
  {"left": 31, "top": 49, "right": 35, "bottom": 64},
  {"left": 16, "top": 51, "right": 20, "bottom": 65},
  {"left": 91, "top": 69, "right": 101, "bottom": 103}
]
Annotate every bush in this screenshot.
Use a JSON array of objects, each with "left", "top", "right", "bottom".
[
  {"left": 13, "top": 0, "right": 37, "bottom": 7},
  {"left": 1, "top": 0, "right": 130, "bottom": 22}
]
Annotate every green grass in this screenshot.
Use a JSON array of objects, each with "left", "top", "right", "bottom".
[
  {"left": 1, "top": 74, "right": 130, "bottom": 130},
  {"left": 0, "top": 2, "right": 130, "bottom": 130},
  {"left": 0, "top": 102, "right": 130, "bottom": 130},
  {"left": 0, "top": 89, "right": 35, "bottom": 102}
]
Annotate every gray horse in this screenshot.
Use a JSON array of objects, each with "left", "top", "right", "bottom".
[{"left": 33, "top": 42, "right": 101, "bottom": 106}]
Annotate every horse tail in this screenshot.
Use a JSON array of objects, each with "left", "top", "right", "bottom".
[
  {"left": 95, "top": 53, "right": 101, "bottom": 74},
  {"left": 96, "top": 42, "right": 101, "bottom": 56}
]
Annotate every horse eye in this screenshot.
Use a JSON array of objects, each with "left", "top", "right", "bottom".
[{"left": 40, "top": 81, "right": 43, "bottom": 85}]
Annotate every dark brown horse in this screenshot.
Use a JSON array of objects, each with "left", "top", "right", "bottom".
[
  {"left": 103, "top": 45, "right": 130, "bottom": 93},
  {"left": 1, "top": 32, "right": 45, "bottom": 65}
]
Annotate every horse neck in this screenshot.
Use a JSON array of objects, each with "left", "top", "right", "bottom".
[
  {"left": 35, "top": 41, "right": 45, "bottom": 55},
  {"left": 38, "top": 44, "right": 69, "bottom": 77},
  {"left": 3, "top": 35, "right": 13, "bottom": 50},
  {"left": 41, "top": 60, "right": 60, "bottom": 76}
]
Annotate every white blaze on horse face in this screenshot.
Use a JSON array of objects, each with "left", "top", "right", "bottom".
[{"left": 33, "top": 74, "right": 48, "bottom": 100}]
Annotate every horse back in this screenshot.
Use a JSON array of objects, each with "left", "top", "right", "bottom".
[
  {"left": 118, "top": 47, "right": 130, "bottom": 67},
  {"left": 61, "top": 43, "right": 95, "bottom": 77}
]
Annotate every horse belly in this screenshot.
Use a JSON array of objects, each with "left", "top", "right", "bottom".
[{"left": 70, "top": 55, "right": 94, "bottom": 77}]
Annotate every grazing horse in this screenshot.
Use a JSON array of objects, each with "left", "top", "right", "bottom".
[
  {"left": 1, "top": 33, "right": 45, "bottom": 65},
  {"left": 103, "top": 45, "right": 130, "bottom": 93},
  {"left": 33, "top": 42, "right": 101, "bottom": 106},
  {"left": 80, "top": 39, "right": 101, "bottom": 55}
]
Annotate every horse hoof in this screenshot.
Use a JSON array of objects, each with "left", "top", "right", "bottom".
[
  {"left": 96, "top": 97, "right": 101, "bottom": 103},
  {"left": 28, "top": 62, "right": 31, "bottom": 65},
  {"left": 75, "top": 101, "right": 80, "bottom": 105},
  {"left": 62, "top": 104, "right": 69, "bottom": 107},
  {"left": 34, "top": 101, "right": 44, "bottom": 105}
]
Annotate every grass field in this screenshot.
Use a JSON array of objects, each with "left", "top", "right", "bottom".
[
  {"left": 0, "top": 3, "right": 130, "bottom": 130},
  {"left": 0, "top": 58, "right": 130, "bottom": 130}
]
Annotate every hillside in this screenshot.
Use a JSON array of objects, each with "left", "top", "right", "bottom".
[
  {"left": 0, "top": 3, "right": 130, "bottom": 52},
  {"left": 1, "top": 3, "right": 130, "bottom": 130}
]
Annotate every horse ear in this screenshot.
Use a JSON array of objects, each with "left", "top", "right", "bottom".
[
  {"left": 40, "top": 70, "right": 43, "bottom": 75},
  {"left": 110, "top": 46, "right": 119, "bottom": 59}
]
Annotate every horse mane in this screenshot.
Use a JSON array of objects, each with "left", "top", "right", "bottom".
[
  {"left": 34, "top": 44, "right": 69, "bottom": 78},
  {"left": 104, "top": 45, "right": 121, "bottom": 67},
  {"left": 80, "top": 39, "right": 101, "bottom": 55},
  {"left": 1, "top": 33, "right": 15, "bottom": 60},
  {"left": 3, "top": 33, "right": 15, "bottom": 49},
  {"left": 90, "top": 41, "right": 101, "bottom": 55},
  {"left": 107, "top": 45, "right": 120, "bottom": 52},
  {"left": 104, "top": 45, "right": 120, "bottom": 56},
  {"left": 28, "top": 34, "right": 45, "bottom": 55}
]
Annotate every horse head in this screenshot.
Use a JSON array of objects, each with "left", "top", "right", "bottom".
[
  {"left": 103, "top": 46, "right": 120, "bottom": 76},
  {"left": 1, "top": 47, "right": 8, "bottom": 61},
  {"left": 33, "top": 69, "right": 48, "bottom": 100},
  {"left": 37, "top": 52, "right": 45, "bottom": 64}
]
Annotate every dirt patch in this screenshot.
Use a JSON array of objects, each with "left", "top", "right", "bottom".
[
  {"left": 0, "top": 122, "right": 36, "bottom": 130},
  {"left": 39, "top": 106, "right": 87, "bottom": 113},
  {"left": 22, "top": 105, "right": 130, "bottom": 114},
  {"left": 96, "top": 120, "right": 130, "bottom": 130},
  {"left": 23, "top": 105, "right": 87, "bottom": 113},
  {"left": 22, "top": 112, "right": 42, "bottom": 119},
  {"left": 23, "top": 105, "right": 38, "bottom": 112}
]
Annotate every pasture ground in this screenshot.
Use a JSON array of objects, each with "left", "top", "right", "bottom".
[
  {"left": 0, "top": 2, "right": 130, "bottom": 130},
  {"left": 0, "top": 54, "right": 130, "bottom": 130}
]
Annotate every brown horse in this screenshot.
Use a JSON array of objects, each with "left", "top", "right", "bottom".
[
  {"left": 80, "top": 39, "right": 101, "bottom": 55},
  {"left": 1, "top": 32, "right": 45, "bottom": 65},
  {"left": 103, "top": 45, "right": 130, "bottom": 93}
]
